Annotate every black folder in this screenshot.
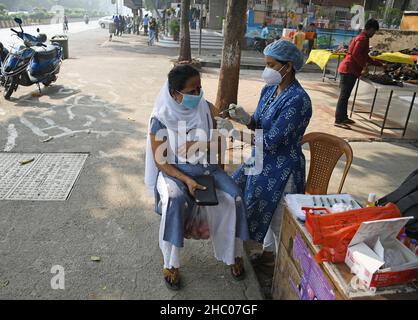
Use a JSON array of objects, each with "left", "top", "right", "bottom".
[{"left": 193, "top": 175, "right": 218, "bottom": 206}]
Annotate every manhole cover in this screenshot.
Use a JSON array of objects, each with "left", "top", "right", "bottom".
[{"left": 0, "top": 153, "right": 88, "bottom": 201}]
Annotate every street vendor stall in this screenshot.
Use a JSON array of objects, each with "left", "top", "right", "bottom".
[
  {"left": 306, "top": 49, "right": 347, "bottom": 82},
  {"left": 349, "top": 52, "right": 418, "bottom": 136},
  {"left": 272, "top": 195, "right": 418, "bottom": 300}
]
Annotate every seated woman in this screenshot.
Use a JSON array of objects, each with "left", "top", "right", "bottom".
[{"left": 144, "top": 65, "right": 249, "bottom": 290}]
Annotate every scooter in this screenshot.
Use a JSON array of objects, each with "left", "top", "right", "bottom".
[
  {"left": 1, "top": 17, "right": 63, "bottom": 100},
  {"left": 0, "top": 42, "right": 8, "bottom": 88}
]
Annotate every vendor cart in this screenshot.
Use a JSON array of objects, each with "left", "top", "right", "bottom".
[{"left": 272, "top": 207, "right": 418, "bottom": 300}]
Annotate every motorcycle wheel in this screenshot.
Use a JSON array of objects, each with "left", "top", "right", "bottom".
[
  {"left": 43, "top": 75, "right": 57, "bottom": 87},
  {"left": 3, "top": 76, "right": 17, "bottom": 100},
  {"left": 255, "top": 43, "right": 263, "bottom": 53}
]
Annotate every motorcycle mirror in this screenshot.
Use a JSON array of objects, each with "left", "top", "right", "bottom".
[{"left": 14, "top": 17, "right": 23, "bottom": 25}]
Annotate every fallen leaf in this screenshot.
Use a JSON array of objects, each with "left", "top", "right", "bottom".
[
  {"left": 91, "top": 256, "right": 101, "bottom": 262},
  {"left": 0, "top": 280, "right": 9, "bottom": 288},
  {"left": 102, "top": 286, "right": 107, "bottom": 290},
  {"left": 19, "top": 158, "right": 35, "bottom": 165},
  {"left": 42, "top": 137, "right": 53, "bottom": 143}
]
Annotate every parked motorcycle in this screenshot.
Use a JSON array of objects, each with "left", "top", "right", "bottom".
[
  {"left": 253, "top": 35, "right": 280, "bottom": 53},
  {"left": 1, "top": 17, "right": 63, "bottom": 100},
  {"left": 0, "top": 42, "right": 8, "bottom": 88}
]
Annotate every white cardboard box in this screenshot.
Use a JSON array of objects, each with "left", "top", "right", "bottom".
[{"left": 345, "top": 216, "right": 418, "bottom": 289}]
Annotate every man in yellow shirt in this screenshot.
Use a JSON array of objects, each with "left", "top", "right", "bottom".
[{"left": 293, "top": 24, "right": 306, "bottom": 52}]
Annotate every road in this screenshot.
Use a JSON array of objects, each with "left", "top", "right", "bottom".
[
  {"left": 0, "top": 27, "right": 262, "bottom": 300},
  {"left": 0, "top": 20, "right": 99, "bottom": 49}
]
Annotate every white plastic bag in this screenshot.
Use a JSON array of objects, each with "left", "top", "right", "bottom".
[{"left": 184, "top": 207, "right": 210, "bottom": 240}]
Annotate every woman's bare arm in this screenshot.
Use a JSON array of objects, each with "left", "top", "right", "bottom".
[{"left": 150, "top": 134, "right": 205, "bottom": 195}]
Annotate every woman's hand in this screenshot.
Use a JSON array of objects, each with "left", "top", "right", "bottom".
[
  {"left": 228, "top": 104, "right": 251, "bottom": 125},
  {"left": 184, "top": 177, "right": 206, "bottom": 196}
]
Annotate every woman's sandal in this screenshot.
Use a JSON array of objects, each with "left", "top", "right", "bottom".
[
  {"left": 231, "top": 257, "right": 246, "bottom": 281},
  {"left": 163, "top": 268, "right": 181, "bottom": 291}
]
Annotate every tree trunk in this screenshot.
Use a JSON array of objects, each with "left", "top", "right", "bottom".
[
  {"left": 215, "top": 0, "right": 248, "bottom": 111},
  {"left": 179, "top": 0, "right": 192, "bottom": 62}
]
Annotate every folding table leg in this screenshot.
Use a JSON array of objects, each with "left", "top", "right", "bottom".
[
  {"left": 403, "top": 92, "right": 416, "bottom": 137},
  {"left": 335, "top": 55, "right": 341, "bottom": 81},
  {"left": 370, "top": 88, "right": 378, "bottom": 119},
  {"left": 380, "top": 90, "right": 393, "bottom": 136},
  {"left": 350, "top": 78, "right": 360, "bottom": 118}
]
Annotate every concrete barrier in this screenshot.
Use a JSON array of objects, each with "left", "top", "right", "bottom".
[{"left": 1, "top": 17, "right": 100, "bottom": 29}]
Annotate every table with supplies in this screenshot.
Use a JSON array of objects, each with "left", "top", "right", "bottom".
[{"left": 272, "top": 194, "right": 418, "bottom": 300}]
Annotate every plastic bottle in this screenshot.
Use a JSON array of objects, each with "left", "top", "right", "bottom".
[
  {"left": 410, "top": 239, "right": 417, "bottom": 252},
  {"left": 399, "top": 233, "right": 407, "bottom": 245},
  {"left": 366, "top": 193, "right": 376, "bottom": 207}
]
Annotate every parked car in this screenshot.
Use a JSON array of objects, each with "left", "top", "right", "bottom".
[{"left": 98, "top": 16, "right": 114, "bottom": 29}]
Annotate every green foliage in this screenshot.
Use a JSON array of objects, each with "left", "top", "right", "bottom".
[
  {"left": 29, "top": 7, "right": 53, "bottom": 19},
  {"left": 377, "top": 6, "right": 403, "bottom": 27},
  {"left": 169, "top": 18, "right": 180, "bottom": 35}
]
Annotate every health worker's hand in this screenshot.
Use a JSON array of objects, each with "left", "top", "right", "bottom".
[{"left": 228, "top": 104, "right": 251, "bottom": 126}]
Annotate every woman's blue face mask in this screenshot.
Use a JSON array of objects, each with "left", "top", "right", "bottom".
[{"left": 177, "top": 89, "right": 204, "bottom": 109}]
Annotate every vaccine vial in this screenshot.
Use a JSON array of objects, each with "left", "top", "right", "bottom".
[{"left": 366, "top": 193, "right": 376, "bottom": 207}]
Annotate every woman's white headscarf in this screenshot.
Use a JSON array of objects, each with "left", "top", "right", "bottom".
[{"left": 144, "top": 81, "right": 212, "bottom": 196}]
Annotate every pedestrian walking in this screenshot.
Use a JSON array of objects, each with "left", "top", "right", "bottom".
[
  {"left": 109, "top": 21, "right": 116, "bottom": 41},
  {"left": 133, "top": 14, "right": 140, "bottom": 35},
  {"left": 120, "top": 15, "right": 126, "bottom": 35},
  {"left": 63, "top": 15, "right": 69, "bottom": 33},
  {"left": 293, "top": 24, "right": 305, "bottom": 53},
  {"left": 113, "top": 15, "right": 120, "bottom": 37},
  {"left": 148, "top": 18, "right": 157, "bottom": 46},
  {"left": 334, "top": 19, "right": 386, "bottom": 128},
  {"left": 143, "top": 14, "right": 149, "bottom": 36},
  {"left": 306, "top": 22, "right": 317, "bottom": 54},
  {"left": 202, "top": 4, "right": 207, "bottom": 28}
]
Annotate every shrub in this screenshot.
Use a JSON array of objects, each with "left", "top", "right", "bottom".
[{"left": 169, "top": 18, "right": 180, "bottom": 35}]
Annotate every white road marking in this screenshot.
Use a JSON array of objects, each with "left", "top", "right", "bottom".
[
  {"left": 83, "top": 115, "right": 96, "bottom": 127},
  {"left": 4, "top": 124, "right": 17, "bottom": 152},
  {"left": 20, "top": 117, "right": 48, "bottom": 137}
]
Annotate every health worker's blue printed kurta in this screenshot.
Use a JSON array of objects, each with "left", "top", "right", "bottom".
[{"left": 233, "top": 80, "right": 312, "bottom": 243}]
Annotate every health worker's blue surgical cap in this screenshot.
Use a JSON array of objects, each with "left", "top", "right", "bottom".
[{"left": 263, "top": 40, "right": 304, "bottom": 72}]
